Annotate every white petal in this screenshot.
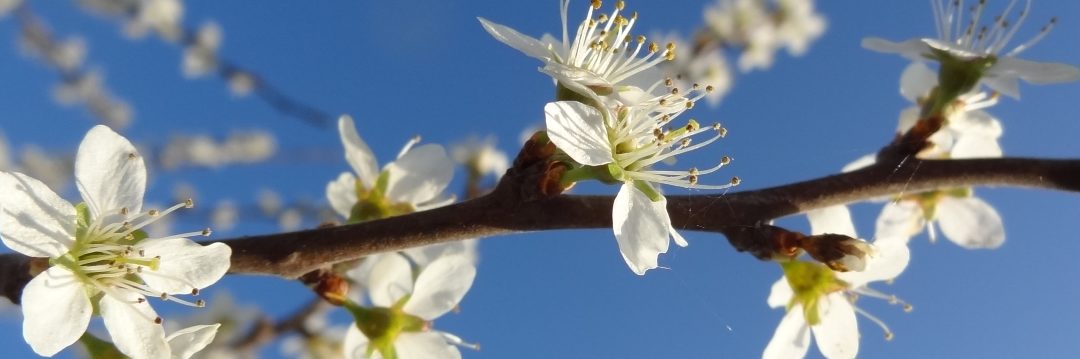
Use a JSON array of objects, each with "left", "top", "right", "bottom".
[
  {"left": 544, "top": 101, "right": 615, "bottom": 166},
  {"left": 980, "top": 74, "right": 1022, "bottom": 99},
  {"left": 762, "top": 307, "right": 811, "bottom": 359},
  {"left": 895, "top": 107, "right": 920, "bottom": 134},
  {"left": 612, "top": 183, "right": 670, "bottom": 275},
  {"left": 806, "top": 205, "right": 856, "bottom": 238},
  {"left": 404, "top": 254, "right": 477, "bottom": 321},
  {"left": 951, "top": 134, "right": 1002, "bottom": 159},
  {"left": 403, "top": 240, "right": 478, "bottom": 268},
  {"left": 22, "top": 266, "right": 91, "bottom": 357},
  {"left": 811, "top": 293, "right": 859, "bottom": 359},
  {"left": 0, "top": 172, "right": 75, "bottom": 257},
  {"left": 949, "top": 110, "right": 1003, "bottom": 138},
  {"left": 541, "top": 63, "right": 612, "bottom": 89},
  {"left": 874, "top": 201, "right": 924, "bottom": 241},
  {"left": 395, "top": 332, "right": 460, "bottom": 359},
  {"left": 327, "top": 172, "right": 359, "bottom": 219},
  {"left": 138, "top": 238, "right": 231, "bottom": 294},
  {"left": 860, "top": 38, "right": 929, "bottom": 61},
  {"left": 367, "top": 253, "right": 414, "bottom": 307},
  {"left": 477, "top": 18, "right": 554, "bottom": 61},
  {"left": 899, "top": 62, "right": 937, "bottom": 102},
  {"left": 837, "top": 239, "right": 910, "bottom": 287},
  {"left": 100, "top": 292, "right": 169, "bottom": 359},
  {"left": 766, "top": 276, "right": 793, "bottom": 309},
  {"left": 339, "top": 115, "right": 380, "bottom": 189},
  {"left": 936, "top": 196, "right": 1005, "bottom": 249},
  {"left": 75, "top": 125, "right": 146, "bottom": 225},
  {"left": 994, "top": 57, "right": 1080, "bottom": 85},
  {"left": 384, "top": 144, "right": 454, "bottom": 206},
  {"left": 841, "top": 154, "right": 876, "bottom": 173},
  {"left": 165, "top": 324, "right": 220, "bottom": 359},
  {"left": 343, "top": 325, "right": 375, "bottom": 359},
  {"left": 669, "top": 223, "right": 688, "bottom": 248}
]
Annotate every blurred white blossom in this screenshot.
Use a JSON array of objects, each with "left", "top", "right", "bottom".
[
  {"left": 19, "top": 144, "right": 71, "bottom": 192},
  {"left": 184, "top": 22, "right": 222, "bottom": 78},
  {"left": 452, "top": 136, "right": 509, "bottom": 179},
  {"left": 126, "top": 0, "right": 184, "bottom": 41},
  {"left": 160, "top": 130, "right": 277, "bottom": 169},
  {"left": 704, "top": 0, "right": 825, "bottom": 72},
  {"left": 211, "top": 200, "right": 239, "bottom": 232}
]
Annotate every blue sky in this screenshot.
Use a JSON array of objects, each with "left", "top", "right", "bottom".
[{"left": 1, "top": 1, "right": 1079, "bottom": 358}]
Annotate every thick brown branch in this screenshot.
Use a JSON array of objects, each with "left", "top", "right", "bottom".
[
  {"left": 1, "top": 157, "right": 1078, "bottom": 303},
  {"left": 223, "top": 157, "right": 1080, "bottom": 278}
]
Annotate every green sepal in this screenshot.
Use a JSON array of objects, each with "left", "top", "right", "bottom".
[
  {"left": 128, "top": 229, "right": 148, "bottom": 244},
  {"left": 80, "top": 332, "right": 126, "bottom": 359},
  {"left": 633, "top": 180, "right": 663, "bottom": 202},
  {"left": 927, "top": 48, "right": 996, "bottom": 116},
  {"left": 342, "top": 297, "right": 427, "bottom": 359},
  {"left": 780, "top": 261, "right": 846, "bottom": 326},
  {"left": 75, "top": 202, "right": 92, "bottom": 242}
]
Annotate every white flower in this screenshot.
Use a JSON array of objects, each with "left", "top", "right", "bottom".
[
  {"left": 326, "top": 115, "right": 455, "bottom": 223},
  {"left": 862, "top": 0, "right": 1079, "bottom": 98},
  {"left": 0, "top": 125, "right": 231, "bottom": 358},
  {"left": 896, "top": 62, "right": 1003, "bottom": 159},
  {"left": 451, "top": 136, "right": 510, "bottom": 180},
  {"left": 127, "top": 0, "right": 184, "bottom": 41},
  {"left": 543, "top": 93, "right": 732, "bottom": 275},
  {"left": 479, "top": 0, "right": 675, "bottom": 95},
  {"left": 704, "top": 0, "right": 826, "bottom": 72},
  {"left": 763, "top": 206, "right": 911, "bottom": 359},
  {"left": 342, "top": 253, "right": 477, "bottom": 359},
  {"left": 0, "top": 0, "right": 21, "bottom": 17}
]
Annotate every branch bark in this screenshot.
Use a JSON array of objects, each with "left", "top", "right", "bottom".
[{"left": 2, "top": 157, "right": 1078, "bottom": 303}]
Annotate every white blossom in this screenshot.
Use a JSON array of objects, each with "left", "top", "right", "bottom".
[
  {"left": 862, "top": 0, "right": 1079, "bottom": 98},
  {"left": 763, "top": 206, "right": 911, "bottom": 359},
  {"left": 0, "top": 125, "right": 231, "bottom": 358},
  {"left": 343, "top": 253, "right": 477, "bottom": 359}
]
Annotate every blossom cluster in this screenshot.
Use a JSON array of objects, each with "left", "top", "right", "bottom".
[{"left": 482, "top": 0, "right": 736, "bottom": 275}]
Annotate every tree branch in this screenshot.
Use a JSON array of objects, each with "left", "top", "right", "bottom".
[{"left": 1, "top": 157, "right": 1078, "bottom": 303}]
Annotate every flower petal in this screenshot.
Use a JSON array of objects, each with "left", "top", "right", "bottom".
[
  {"left": 327, "top": 172, "right": 359, "bottom": 219},
  {"left": 403, "top": 240, "right": 478, "bottom": 268},
  {"left": 899, "top": 62, "right": 937, "bottom": 102},
  {"left": 404, "top": 254, "right": 477, "bottom": 321},
  {"left": 75, "top": 125, "right": 146, "bottom": 225},
  {"left": 874, "top": 201, "right": 924, "bottom": 242},
  {"left": 22, "top": 266, "right": 91, "bottom": 357},
  {"left": 165, "top": 324, "right": 220, "bottom": 359},
  {"left": 837, "top": 239, "right": 910, "bottom": 287},
  {"left": 806, "top": 205, "right": 856, "bottom": 238},
  {"left": 477, "top": 17, "right": 554, "bottom": 61},
  {"left": 936, "top": 196, "right": 1005, "bottom": 249},
  {"left": 367, "top": 253, "right": 414, "bottom": 307},
  {"left": 138, "top": 238, "right": 231, "bottom": 294},
  {"left": 612, "top": 183, "right": 670, "bottom": 275},
  {"left": 339, "top": 115, "right": 380, "bottom": 189},
  {"left": 994, "top": 57, "right": 1080, "bottom": 85},
  {"left": 841, "top": 154, "right": 876, "bottom": 173},
  {"left": 766, "top": 276, "right": 793, "bottom": 309},
  {"left": 811, "top": 293, "right": 859, "bottom": 359},
  {"left": 343, "top": 325, "right": 376, "bottom": 359},
  {"left": 0, "top": 171, "right": 75, "bottom": 257},
  {"left": 951, "top": 133, "right": 1002, "bottom": 159},
  {"left": 544, "top": 101, "right": 614, "bottom": 166},
  {"left": 100, "top": 292, "right": 169, "bottom": 359},
  {"left": 384, "top": 144, "right": 454, "bottom": 206},
  {"left": 395, "top": 332, "right": 460, "bottom": 359},
  {"left": 860, "top": 37, "right": 929, "bottom": 61},
  {"left": 980, "top": 74, "right": 1022, "bottom": 99},
  {"left": 762, "top": 307, "right": 811, "bottom": 359}
]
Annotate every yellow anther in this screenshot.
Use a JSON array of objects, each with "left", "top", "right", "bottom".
[{"left": 184, "top": 198, "right": 195, "bottom": 208}]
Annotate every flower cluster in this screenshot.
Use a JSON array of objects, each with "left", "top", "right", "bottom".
[
  {"left": 704, "top": 0, "right": 826, "bottom": 72},
  {"left": 483, "top": 0, "right": 736, "bottom": 275},
  {"left": 0, "top": 125, "right": 231, "bottom": 358}
]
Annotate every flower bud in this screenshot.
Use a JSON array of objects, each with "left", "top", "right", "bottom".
[{"left": 800, "top": 234, "right": 874, "bottom": 272}]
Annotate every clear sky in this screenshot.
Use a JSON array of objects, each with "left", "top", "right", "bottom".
[{"left": 1, "top": 1, "right": 1079, "bottom": 358}]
